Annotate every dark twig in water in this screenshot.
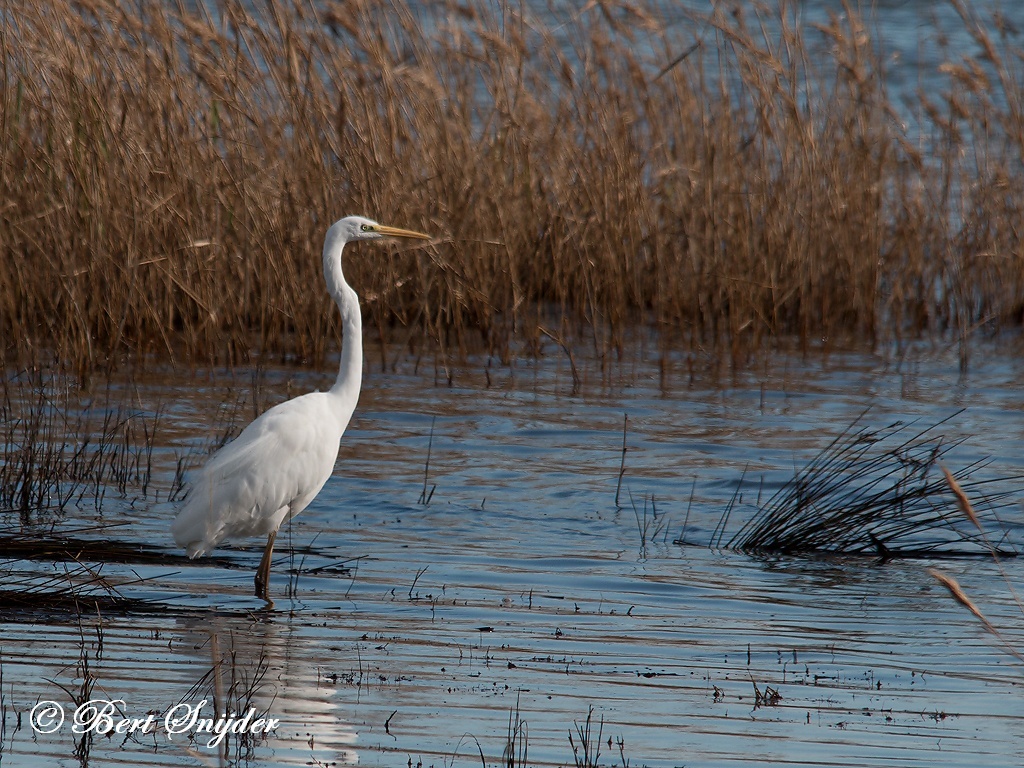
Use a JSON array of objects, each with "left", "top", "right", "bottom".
[
  {"left": 419, "top": 417, "right": 437, "bottom": 505},
  {"left": 408, "top": 566, "right": 429, "bottom": 600},
  {"left": 384, "top": 709, "right": 398, "bottom": 737},
  {"left": 631, "top": 492, "right": 668, "bottom": 552},
  {"left": 676, "top": 478, "right": 698, "bottom": 546},
  {"left": 615, "top": 414, "right": 628, "bottom": 507}
]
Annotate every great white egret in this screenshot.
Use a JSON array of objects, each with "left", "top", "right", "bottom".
[{"left": 171, "top": 216, "right": 431, "bottom": 603}]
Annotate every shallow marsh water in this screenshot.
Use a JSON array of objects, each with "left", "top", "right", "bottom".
[{"left": 2, "top": 346, "right": 1024, "bottom": 767}]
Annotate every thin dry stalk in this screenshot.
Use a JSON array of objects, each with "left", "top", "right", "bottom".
[
  {"left": 938, "top": 464, "right": 1024, "bottom": 633},
  {"left": 569, "top": 705, "right": 603, "bottom": 768},
  {"left": 942, "top": 465, "right": 983, "bottom": 531},
  {"left": 928, "top": 568, "right": 1024, "bottom": 663},
  {"left": 503, "top": 695, "right": 528, "bottom": 768}
]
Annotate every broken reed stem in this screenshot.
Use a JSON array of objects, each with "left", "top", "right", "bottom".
[
  {"left": 408, "top": 566, "right": 429, "bottom": 600},
  {"left": 538, "top": 326, "right": 581, "bottom": 394}
]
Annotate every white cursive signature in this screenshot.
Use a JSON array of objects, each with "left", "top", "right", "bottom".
[{"left": 30, "top": 698, "right": 280, "bottom": 748}]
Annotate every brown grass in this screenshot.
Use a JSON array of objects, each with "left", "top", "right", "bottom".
[
  {"left": 2, "top": 0, "right": 1024, "bottom": 374},
  {"left": 928, "top": 567, "right": 1024, "bottom": 663}
]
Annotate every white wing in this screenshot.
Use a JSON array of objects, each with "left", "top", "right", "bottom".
[{"left": 171, "top": 392, "right": 348, "bottom": 557}]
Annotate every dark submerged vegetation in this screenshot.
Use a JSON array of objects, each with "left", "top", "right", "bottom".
[{"left": 2, "top": 0, "right": 1024, "bottom": 374}]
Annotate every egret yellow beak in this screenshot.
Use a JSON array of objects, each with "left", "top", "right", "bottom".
[{"left": 377, "top": 224, "right": 431, "bottom": 240}]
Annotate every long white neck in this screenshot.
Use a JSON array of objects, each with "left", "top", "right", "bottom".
[{"left": 322, "top": 228, "right": 362, "bottom": 405}]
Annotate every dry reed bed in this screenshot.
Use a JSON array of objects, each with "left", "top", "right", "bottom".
[{"left": 2, "top": 0, "right": 1024, "bottom": 374}]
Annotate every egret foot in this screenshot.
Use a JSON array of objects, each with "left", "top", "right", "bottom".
[{"left": 255, "top": 530, "right": 277, "bottom": 603}]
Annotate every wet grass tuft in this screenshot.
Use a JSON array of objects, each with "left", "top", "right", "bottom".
[
  {"left": 724, "top": 413, "right": 1021, "bottom": 557},
  {"left": 0, "top": 562, "right": 169, "bottom": 618},
  {"left": 0, "top": 529, "right": 212, "bottom": 565}
]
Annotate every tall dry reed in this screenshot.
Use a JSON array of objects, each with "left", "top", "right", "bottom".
[{"left": 2, "top": 0, "right": 1024, "bottom": 374}]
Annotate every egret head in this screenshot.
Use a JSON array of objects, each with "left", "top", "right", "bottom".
[
  {"left": 333, "top": 215, "right": 431, "bottom": 244},
  {"left": 323, "top": 216, "right": 430, "bottom": 292}
]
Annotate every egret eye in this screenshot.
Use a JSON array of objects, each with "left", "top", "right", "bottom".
[{"left": 360, "top": 224, "right": 374, "bottom": 232}]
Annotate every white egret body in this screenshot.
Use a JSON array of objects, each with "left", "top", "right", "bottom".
[{"left": 171, "top": 216, "right": 430, "bottom": 602}]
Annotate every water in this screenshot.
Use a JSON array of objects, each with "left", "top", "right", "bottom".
[{"left": 2, "top": 344, "right": 1024, "bottom": 767}]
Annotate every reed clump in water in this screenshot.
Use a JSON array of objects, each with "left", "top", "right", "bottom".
[
  {"left": 3, "top": 0, "right": 1024, "bottom": 373},
  {"left": 725, "top": 415, "right": 1021, "bottom": 557},
  {"left": 0, "top": 560, "right": 164, "bottom": 615}
]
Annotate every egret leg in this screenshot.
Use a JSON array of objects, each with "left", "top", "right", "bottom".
[{"left": 255, "top": 530, "right": 277, "bottom": 602}]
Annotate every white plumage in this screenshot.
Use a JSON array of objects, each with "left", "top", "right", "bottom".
[
  {"left": 171, "top": 215, "right": 431, "bottom": 603},
  {"left": 171, "top": 393, "right": 348, "bottom": 556}
]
